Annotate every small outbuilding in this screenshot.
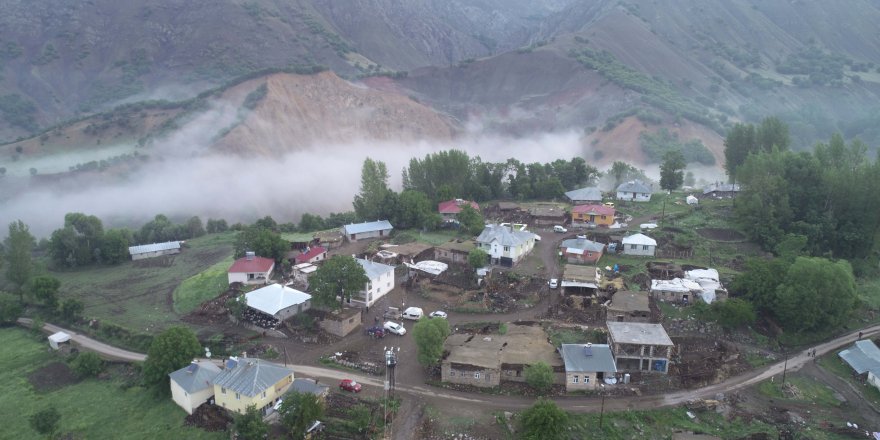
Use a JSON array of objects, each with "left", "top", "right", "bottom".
[
  {"left": 294, "top": 246, "right": 327, "bottom": 265},
  {"left": 559, "top": 237, "right": 605, "bottom": 264},
  {"left": 48, "top": 332, "right": 71, "bottom": 350},
  {"left": 607, "top": 291, "right": 652, "bottom": 323},
  {"left": 621, "top": 233, "right": 657, "bottom": 257},
  {"left": 838, "top": 339, "right": 880, "bottom": 391},
  {"left": 616, "top": 180, "right": 652, "bottom": 202},
  {"left": 245, "top": 284, "right": 312, "bottom": 321},
  {"left": 342, "top": 220, "right": 393, "bottom": 242},
  {"left": 128, "top": 241, "right": 181, "bottom": 261},
  {"left": 434, "top": 239, "right": 475, "bottom": 265}
]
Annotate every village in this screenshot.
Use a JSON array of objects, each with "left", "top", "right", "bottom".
[{"left": 22, "top": 177, "right": 880, "bottom": 440}]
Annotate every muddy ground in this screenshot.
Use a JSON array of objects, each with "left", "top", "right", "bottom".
[{"left": 28, "top": 361, "right": 80, "bottom": 392}]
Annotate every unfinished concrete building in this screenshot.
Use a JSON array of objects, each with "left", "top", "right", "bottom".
[{"left": 606, "top": 322, "right": 674, "bottom": 374}]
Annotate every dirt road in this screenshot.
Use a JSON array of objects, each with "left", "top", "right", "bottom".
[{"left": 17, "top": 317, "right": 147, "bottom": 362}]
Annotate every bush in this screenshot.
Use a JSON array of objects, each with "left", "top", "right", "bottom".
[
  {"left": 524, "top": 361, "right": 554, "bottom": 393},
  {"left": 70, "top": 352, "right": 104, "bottom": 378},
  {"left": 29, "top": 406, "right": 61, "bottom": 438}
]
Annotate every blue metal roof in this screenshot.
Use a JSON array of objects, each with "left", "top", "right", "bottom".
[
  {"left": 560, "top": 344, "right": 617, "bottom": 373},
  {"left": 839, "top": 340, "right": 880, "bottom": 375},
  {"left": 343, "top": 220, "right": 393, "bottom": 235}
]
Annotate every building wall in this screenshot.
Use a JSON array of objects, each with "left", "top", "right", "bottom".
[
  {"left": 170, "top": 380, "right": 214, "bottom": 415},
  {"left": 441, "top": 363, "right": 501, "bottom": 388},
  {"left": 563, "top": 249, "right": 602, "bottom": 264},
  {"left": 352, "top": 269, "right": 394, "bottom": 308},
  {"left": 347, "top": 229, "right": 391, "bottom": 242},
  {"left": 131, "top": 248, "right": 180, "bottom": 261},
  {"left": 609, "top": 342, "right": 672, "bottom": 374},
  {"left": 479, "top": 238, "right": 535, "bottom": 266},
  {"left": 650, "top": 289, "right": 694, "bottom": 304},
  {"left": 434, "top": 248, "right": 469, "bottom": 265},
  {"left": 533, "top": 216, "right": 565, "bottom": 226},
  {"left": 607, "top": 309, "right": 652, "bottom": 323},
  {"left": 869, "top": 371, "right": 880, "bottom": 391},
  {"left": 622, "top": 243, "right": 655, "bottom": 256},
  {"left": 565, "top": 371, "right": 600, "bottom": 392},
  {"left": 228, "top": 267, "right": 274, "bottom": 285},
  {"left": 215, "top": 374, "right": 294, "bottom": 415},
  {"left": 276, "top": 300, "right": 311, "bottom": 321},
  {"left": 319, "top": 310, "right": 361, "bottom": 337},
  {"left": 571, "top": 212, "right": 614, "bottom": 226},
  {"left": 616, "top": 191, "right": 652, "bottom": 202}
]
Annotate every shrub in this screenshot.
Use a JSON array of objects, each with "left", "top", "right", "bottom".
[{"left": 70, "top": 352, "right": 104, "bottom": 378}]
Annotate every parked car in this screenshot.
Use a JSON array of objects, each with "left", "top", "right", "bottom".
[
  {"left": 339, "top": 379, "right": 362, "bottom": 393},
  {"left": 548, "top": 278, "right": 559, "bottom": 289},
  {"left": 365, "top": 326, "right": 385, "bottom": 338},
  {"left": 553, "top": 225, "right": 567, "bottom": 233},
  {"left": 384, "top": 321, "right": 407, "bottom": 335},
  {"left": 429, "top": 310, "right": 448, "bottom": 319},
  {"left": 401, "top": 307, "right": 424, "bottom": 320}
]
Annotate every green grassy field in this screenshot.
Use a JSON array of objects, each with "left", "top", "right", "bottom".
[
  {"left": 818, "top": 353, "right": 880, "bottom": 407},
  {"left": 51, "top": 232, "right": 236, "bottom": 332},
  {"left": 757, "top": 374, "right": 842, "bottom": 407},
  {"left": 172, "top": 254, "right": 234, "bottom": 314},
  {"left": 0, "top": 327, "right": 223, "bottom": 440},
  {"left": 564, "top": 406, "right": 776, "bottom": 439}
]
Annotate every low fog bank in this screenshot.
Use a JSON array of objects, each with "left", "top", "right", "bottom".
[{"left": 0, "top": 131, "right": 590, "bottom": 238}]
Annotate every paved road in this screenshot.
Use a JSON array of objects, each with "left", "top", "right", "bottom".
[{"left": 19, "top": 318, "right": 879, "bottom": 413}]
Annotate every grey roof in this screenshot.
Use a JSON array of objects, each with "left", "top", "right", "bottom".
[
  {"left": 357, "top": 258, "right": 395, "bottom": 279},
  {"left": 607, "top": 322, "right": 674, "bottom": 346},
  {"left": 128, "top": 241, "right": 180, "bottom": 255},
  {"left": 702, "top": 182, "right": 741, "bottom": 194},
  {"left": 565, "top": 186, "right": 603, "bottom": 202},
  {"left": 211, "top": 358, "right": 294, "bottom": 398},
  {"left": 290, "top": 378, "right": 330, "bottom": 397},
  {"left": 343, "top": 220, "right": 393, "bottom": 235},
  {"left": 560, "top": 344, "right": 617, "bottom": 373},
  {"left": 616, "top": 180, "right": 652, "bottom": 194},
  {"left": 476, "top": 224, "right": 535, "bottom": 247},
  {"left": 169, "top": 361, "right": 222, "bottom": 394},
  {"left": 560, "top": 238, "right": 605, "bottom": 253},
  {"left": 838, "top": 340, "right": 880, "bottom": 375}
]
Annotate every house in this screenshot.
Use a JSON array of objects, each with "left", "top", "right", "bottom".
[
  {"left": 442, "top": 324, "right": 564, "bottom": 388},
  {"left": 475, "top": 224, "right": 536, "bottom": 267},
  {"left": 314, "top": 229, "right": 345, "bottom": 249},
  {"left": 289, "top": 378, "right": 330, "bottom": 402},
  {"left": 228, "top": 252, "right": 275, "bottom": 285},
  {"left": 607, "top": 291, "right": 652, "bottom": 323},
  {"left": 606, "top": 322, "right": 674, "bottom": 374},
  {"left": 378, "top": 242, "right": 434, "bottom": 264},
  {"left": 245, "top": 284, "right": 312, "bottom": 321},
  {"left": 571, "top": 204, "right": 615, "bottom": 228},
  {"left": 838, "top": 340, "right": 880, "bottom": 391},
  {"left": 702, "top": 182, "right": 741, "bottom": 199},
  {"left": 497, "top": 202, "right": 521, "bottom": 212},
  {"left": 529, "top": 204, "right": 566, "bottom": 226},
  {"left": 561, "top": 264, "right": 601, "bottom": 296},
  {"left": 650, "top": 278, "right": 703, "bottom": 304},
  {"left": 128, "top": 241, "right": 181, "bottom": 261},
  {"left": 560, "top": 343, "right": 618, "bottom": 391},
  {"left": 169, "top": 361, "right": 223, "bottom": 415},
  {"left": 559, "top": 237, "right": 605, "bottom": 264},
  {"left": 565, "top": 186, "right": 603, "bottom": 205},
  {"left": 353, "top": 258, "right": 395, "bottom": 307},
  {"left": 342, "top": 220, "right": 393, "bottom": 242},
  {"left": 438, "top": 199, "right": 480, "bottom": 222},
  {"left": 434, "top": 239, "right": 476, "bottom": 265},
  {"left": 616, "top": 180, "right": 652, "bottom": 202},
  {"left": 294, "top": 246, "right": 327, "bottom": 265},
  {"left": 621, "top": 233, "right": 657, "bottom": 257},
  {"left": 213, "top": 357, "right": 295, "bottom": 415}
]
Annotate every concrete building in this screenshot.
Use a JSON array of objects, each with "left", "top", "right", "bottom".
[
  {"left": 607, "top": 291, "right": 652, "bottom": 323},
  {"left": 476, "top": 224, "right": 536, "bottom": 267},
  {"left": 616, "top": 180, "right": 652, "bottom": 202},
  {"left": 213, "top": 357, "right": 295, "bottom": 415},
  {"left": 559, "top": 237, "right": 605, "bottom": 265},
  {"left": 561, "top": 264, "right": 601, "bottom": 296},
  {"left": 245, "top": 284, "right": 312, "bottom": 321},
  {"left": 434, "top": 240, "right": 475, "bottom": 265},
  {"left": 128, "top": 241, "right": 181, "bottom": 261},
  {"left": 353, "top": 258, "right": 395, "bottom": 307},
  {"left": 294, "top": 246, "right": 327, "bottom": 265},
  {"left": 559, "top": 343, "right": 618, "bottom": 391},
  {"left": 228, "top": 252, "right": 275, "bottom": 285},
  {"left": 606, "top": 322, "right": 674, "bottom": 374},
  {"left": 169, "top": 361, "right": 222, "bottom": 415},
  {"left": 342, "top": 220, "right": 393, "bottom": 242},
  {"left": 622, "top": 233, "right": 657, "bottom": 257}
]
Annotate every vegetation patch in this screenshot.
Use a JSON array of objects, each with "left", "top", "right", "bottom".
[
  {"left": 172, "top": 254, "right": 234, "bottom": 314},
  {"left": 639, "top": 128, "right": 715, "bottom": 165}
]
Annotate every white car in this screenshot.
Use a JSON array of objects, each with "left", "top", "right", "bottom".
[
  {"left": 548, "top": 278, "right": 559, "bottom": 289},
  {"left": 553, "top": 225, "right": 567, "bottom": 233},
  {"left": 429, "top": 311, "right": 448, "bottom": 319},
  {"left": 401, "top": 306, "right": 424, "bottom": 320},
  {"left": 384, "top": 321, "right": 407, "bottom": 335}
]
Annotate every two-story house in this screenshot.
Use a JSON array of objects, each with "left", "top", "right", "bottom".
[
  {"left": 354, "top": 258, "right": 395, "bottom": 307},
  {"left": 212, "top": 357, "right": 295, "bottom": 415},
  {"left": 475, "top": 224, "right": 536, "bottom": 267},
  {"left": 606, "top": 322, "right": 674, "bottom": 374}
]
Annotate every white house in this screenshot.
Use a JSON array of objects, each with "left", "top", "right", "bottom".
[
  {"left": 354, "top": 258, "right": 395, "bottom": 307},
  {"left": 475, "top": 224, "right": 536, "bottom": 267},
  {"left": 245, "top": 284, "right": 312, "bottom": 321},
  {"left": 616, "top": 180, "right": 652, "bottom": 202},
  {"left": 622, "top": 233, "right": 657, "bottom": 256},
  {"left": 342, "top": 220, "right": 394, "bottom": 242},
  {"left": 128, "top": 241, "right": 181, "bottom": 260},
  {"left": 169, "top": 361, "right": 222, "bottom": 415},
  {"left": 227, "top": 252, "right": 275, "bottom": 285}
]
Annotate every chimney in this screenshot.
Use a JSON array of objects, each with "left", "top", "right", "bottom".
[
  {"left": 584, "top": 343, "right": 593, "bottom": 357},
  {"left": 246, "top": 251, "right": 255, "bottom": 261}
]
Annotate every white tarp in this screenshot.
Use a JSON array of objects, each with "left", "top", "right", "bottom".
[
  {"left": 686, "top": 195, "right": 698, "bottom": 205},
  {"left": 48, "top": 332, "right": 71, "bottom": 350},
  {"left": 406, "top": 260, "right": 448, "bottom": 276},
  {"left": 561, "top": 281, "right": 598, "bottom": 289},
  {"left": 376, "top": 250, "right": 398, "bottom": 259},
  {"left": 686, "top": 268, "right": 724, "bottom": 304},
  {"left": 651, "top": 278, "right": 701, "bottom": 293}
]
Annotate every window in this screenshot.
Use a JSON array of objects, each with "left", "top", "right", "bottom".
[
  {"left": 262, "top": 391, "right": 267, "bottom": 399},
  {"left": 503, "top": 246, "right": 509, "bottom": 252},
  {"left": 235, "top": 393, "right": 240, "bottom": 400},
  {"left": 630, "top": 244, "right": 637, "bottom": 249},
  {"left": 450, "top": 370, "right": 455, "bottom": 377},
  {"left": 221, "top": 387, "right": 226, "bottom": 394},
  {"left": 474, "top": 372, "right": 481, "bottom": 379},
  {"left": 643, "top": 245, "right": 649, "bottom": 250},
  {"left": 572, "top": 375, "right": 579, "bottom": 383},
  {"left": 584, "top": 376, "right": 590, "bottom": 383}
]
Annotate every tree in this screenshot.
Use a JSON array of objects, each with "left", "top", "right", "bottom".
[
  {"left": 186, "top": 216, "right": 206, "bottom": 238},
  {"left": 756, "top": 116, "right": 790, "bottom": 152},
  {"left": 226, "top": 295, "right": 247, "bottom": 320},
  {"left": 253, "top": 216, "right": 278, "bottom": 231},
  {"left": 659, "top": 150, "right": 686, "bottom": 191},
  {"left": 708, "top": 298, "right": 756, "bottom": 330},
  {"left": 456, "top": 205, "right": 484, "bottom": 236},
  {"left": 393, "top": 190, "right": 434, "bottom": 230},
  {"left": 143, "top": 326, "right": 201, "bottom": 389},
  {"left": 70, "top": 352, "right": 104, "bottom": 378},
  {"left": 279, "top": 391, "right": 325, "bottom": 440},
  {"left": 412, "top": 317, "right": 451, "bottom": 366},
  {"left": 518, "top": 398, "right": 568, "bottom": 440},
  {"left": 309, "top": 255, "right": 369, "bottom": 310},
  {"left": 29, "top": 406, "right": 61, "bottom": 438},
  {"left": 206, "top": 218, "right": 228, "bottom": 233},
  {"left": 100, "top": 228, "right": 132, "bottom": 264},
  {"left": 58, "top": 299, "right": 84, "bottom": 324},
  {"left": 30, "top": 275, "right": 61, "bottom": 310},
  {"left": 723, "top": 123, "right": 756, "bottom": 180},
  {"left": 0, "top": 293, "right": 22, "bottom": 324},
  {"left": 4, "top": 220, "right": 35, "bottom": 302},
  {"left": 233, "top": 226, "right": 289, "bottom": 262},
  {"left": 609, "top": 161, "right": 633, "bottom": 188},
  {"left": 233, "top": 405, "right": 269, "bottom": 440},
  {"left": 348, "top": 404, "right": 374, "bottom": 434},
  {"left": 468, "top": 248, "right": 488, "bottom": 269},
  {"left": 523, "top": 361, "right": 554, "bottom": 393},
  {"left": 298, "top": 213, "right": 326, "bottom": 232},
  {"left": 774, "top": 257, "right": 856, "bottom": 332},
  {"left": 353, "top": 158, "right": 391, "bottom": 220}
]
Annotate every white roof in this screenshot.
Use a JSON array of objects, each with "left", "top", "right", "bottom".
[
  {"left": 622, "top": 233, "right": 657, "bottom": 246},
  {"left": 685, "top": 269, "right": 724, "bottom": 304},
  {"left": 405, "top": 260, "right": 448, "bottom": 275},
  {"left": 686, "top": 195, "right": 699, "bottom": 204},
  {"left": 607, "top": 322, "right": 674, "bottom": 346},
  {"left": 245, "top": 284, "right": 311, "bottom": 316},
  {"left": 561, "top": 281, "right": 598, "bottom": 289},
  {"left": 651, "top": 278, "right": 702, "bottom": 293},
  {"left": 128, "top": 241, "right": 180, "bottom": 255},
  {"left": 686, "top": 269, "right": 719, "bottom": 282},
  {"left": 48, "top": 332, "right": 71, "bottom": 343},
  {"left": 293, "top": 263, "right": 314, "bottom": 270}
]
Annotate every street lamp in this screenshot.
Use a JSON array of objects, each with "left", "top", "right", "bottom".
[{"left": 599, "top": 383, "right": 606, "bottom": 429}]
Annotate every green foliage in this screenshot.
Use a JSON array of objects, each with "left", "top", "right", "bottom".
[
  {"left": 173, "top": 255, "right": 234, "bottom": 314},
  {"left": 706, "top": 298, "right": 756, "bottom": 330},
  {"left": 468, "top": 248, "right": 489, "bottom": 269},
  {"left": 640, "top": 129, "right": 715, "bottom": 165},
  {"left": 518, "top": 398, "right": 569, "bottom": 440},
  {"left": 412, "top": 317, "right": 451, "bottom": 366},
  {"left": 609, "top": 161, "right": 647, "bottom": 188},
  {"left": 4, "top": 220, "right": 35, "bottom": 300},
  {"left": 233, "top": 225, "right": 288, "bottom": 263},
  {"left": 233, "top": 405, "right": 269, "bottom": 440},
  {"left": 0, "top": 93, "right": 38, "bottom": 132},
  {"left": 58, "top": 299, "right": 84, "bottom": 324},
  {"left": 279, "top": 391, "right": 324, "bottom": 440},
  {"left": 776, "top": 46, "right": 848, "bottom": 87},
  {"left": 29, "top": 405, "right": 61, "bottom": 437},
  {"left": 0, "top": 293, "right": 22, "bottom": 324},
  {"left": 347, "top": 404, "right": 374, "bottom": 434},
  {"left": 456, "top": 205, "right": 484, "bottom": 236},
  {"left": 30, "top": 275, "right": 61, "bottom": 310},
  {"left": 392, "top": 190, "right": 435, "bottom": 230},
  {"left": 143, "top": 326, "right": 201, "bottom": 390},
  {"left": 523, "top": 361, "right": 554, "bottom": 393},
  {"left": 205, "top": 219, "right": 228, "bottom": 233},
  {"left": 659, "top": 150, "right": 686, "bottom": 191},
  {"left": 70, "top": 352, "right": 104, "bottom": 378},
  {"left": 353, "top": 158, "right": 392, "bottom": 221},
  {"left": 226, "top": 295, "right": 247, "bottom": 320},
  {"left": 100, "top": 228, "right": 133, "bottom": 265},
  {"left": 309, "top": 255, "right": 369, "bottom": 310},
  {"left": 775, "top": 257, "right": 856, "bottom": 332}
]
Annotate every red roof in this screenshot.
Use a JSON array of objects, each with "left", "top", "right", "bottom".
[
  {"left": 438, "top": 199, "right": 480, "bottom": 214},
  {"left": 572, "top": 204, "right": 615, "bottom": 216},
  {"left": 294, "top": 246, "right": 327, "bottom": 264},
  {"left": 228, "top": 256, "right": 275, "bottom": 273}
]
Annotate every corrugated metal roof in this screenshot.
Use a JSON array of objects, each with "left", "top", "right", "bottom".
[
  {"left": 839, "top": 340, "right": 880, "bottom": 375},
  {"left": 128, "top": 241, "right": 180, "bottom": 255},
  {"left": 622, "top": 233, "right": 657, "bottom": 246},
  {"left": 561, "top": 238, "right": 605, "bottom": 252},
  {"left": 290, "top": 378, "right": 329, "bottom": 396},
  {"left": 169, "top": 361, "right": 222, "bottom": 394},
  {"left": 212, "top": 358, "right": 293, "bottom": 397},
  {"left": 560, "top": 344, "right": 617, "bottom": 373},
  {"left": 357, "top": 258, "right": 395, "bottom": 280},
  {"left": 343, "top": 220, "right": 393, "bottom": 235},
  {"left": 245, "top": 284, "right": 311, "bottom": 316},
  {"left": 565, "top": 186, "right": 603, "bottom": 202},
  {"left": 617, "top": 180, "right": 652, "bottom": 194},
  {"left": 476, "top": 224, "right": 535, "bottom": 247}
]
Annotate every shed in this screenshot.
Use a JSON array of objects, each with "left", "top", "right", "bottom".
[
  {"left": 128, "top": 241, "right": 181, "bottom": 260},
  {"left": 48, "top": 332, "right": 71, "bottom": 350},
  {"left": 342, "top": 220, "right": 393, "bottom": 242},
  {"left": 245, "top": 284, "right": 312, "bottom": 321}
]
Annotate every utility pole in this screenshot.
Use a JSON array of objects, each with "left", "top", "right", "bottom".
[
  {"left": 599, "top": 383, "right": 606, "bottom": 429},
  {"left": 781, "top": 350, "right": 788, "bottom": 385}
]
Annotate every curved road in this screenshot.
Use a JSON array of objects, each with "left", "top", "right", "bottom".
[{"left": 18, "top": 317, "right": 879, "bottom": 412}]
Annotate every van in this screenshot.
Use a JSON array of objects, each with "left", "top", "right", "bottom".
[
  {"left": 553, "top": 225, "right": 567, "bottom": 233},
  {"left": 401, "top": 307, "right": 424, "bottom": 320}
]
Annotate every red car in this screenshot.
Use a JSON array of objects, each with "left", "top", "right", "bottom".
[{"left": 339, "top": 379, "right": 362, "bottom": 393}]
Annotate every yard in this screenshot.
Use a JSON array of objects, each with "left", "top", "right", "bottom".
[{"left": 0, "top": 327, "right": 223, "bottom": 440}]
